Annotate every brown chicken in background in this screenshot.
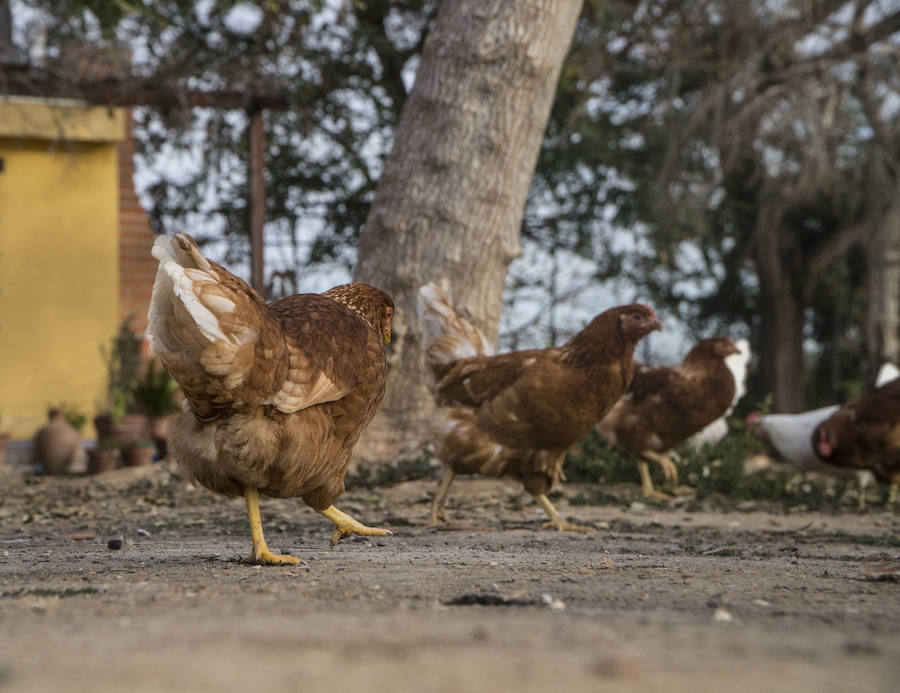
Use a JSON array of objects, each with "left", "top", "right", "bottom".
[
  {"left": 148, "top": 233, "right": 394, "bottom": 564},
  {"left": 595, "top": 337, "right": 741, "bottom": 499},
  {"left": 418, "top": 283, "right": 662, "bottom": 531},
  {"left": 812, "top": 378, "right": 900, "bottom": 504}
]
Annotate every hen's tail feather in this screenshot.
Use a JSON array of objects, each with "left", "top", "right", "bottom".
[
  {"left": 417, "top": 283, "right": 494, "bottom": 380},
  {"left": 148, "top": 233, "right": 270, "bottom": 413}
]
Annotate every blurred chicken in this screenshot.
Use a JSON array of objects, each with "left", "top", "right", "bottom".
[
  {"left": 148, "top": 233, "right": 394, "bottom": 564},
  {"left": 418, "top": 283, "right": 661, "bottom": 531},
  {"left": 812, "top": 378, "right": 900, "bottom": 505},
  {"left": 684, "top": 338, "right": 750, "bottom": 448},
  {"left": 595, "top": 338, "right": 741, "bottom": 499},
  {"left": 749, "top": 362, "right": 898, "bottom": 509}
]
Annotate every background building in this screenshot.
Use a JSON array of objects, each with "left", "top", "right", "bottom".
[{"left": 0, "top": 97, "right": 156, "bottom": 439}]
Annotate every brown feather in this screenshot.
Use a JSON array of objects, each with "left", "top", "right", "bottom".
[
  {"left": 812, "top": 379, "right": 900, "bottom": 485},
  {"left": 423, "top": 299, "right": 661, "bottom": 497},
  {"left": 596, "top": 337, "right": 739, "bottom": 454},
  {"left": 148, "top": 234, "right": 393, "bottom": 510}
]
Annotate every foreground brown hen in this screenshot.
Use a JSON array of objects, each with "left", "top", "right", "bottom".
[
  {"left": 595, "top": 337, "right": 741, "bottom": 498},
  {"left": 418, "top": 283, "right": 661, "bottom": 531},
  {"left": 812, "top": 378, "right": 900, "bottom": 504},
  {"left": 148, "top": 233, "right": 394, "bottom": 564}
]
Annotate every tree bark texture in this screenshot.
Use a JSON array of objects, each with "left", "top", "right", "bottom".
[
  {"left": 353, "top": 0, "right": 583, "bottom": 462},
  {"left": 865, "top": 202, "right": 900, "bottom": 384},
  {"left": 753, "top": 202, "right": 806, "bottom": 413}
]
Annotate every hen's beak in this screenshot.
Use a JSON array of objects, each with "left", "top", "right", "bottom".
[
  {"left": 652, "top": 318, "right": 663, "bottom": 332},
  {"left": 383, "top": 329, "right": 391, "bottom": 345}
]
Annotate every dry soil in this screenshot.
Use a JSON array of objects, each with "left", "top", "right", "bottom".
[{"left": 1, "top": 461, "right": 898, "bottom": 692}]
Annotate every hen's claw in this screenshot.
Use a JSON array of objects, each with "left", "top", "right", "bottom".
[
  {"left": 320, "top": 505, "right": 392, "bottom": 547},
  {"left": 541, "top": 518, "right": 593, "bottom": 533},
  {"left": 248, "top": 547, "right": 300, "bottom": 566}
]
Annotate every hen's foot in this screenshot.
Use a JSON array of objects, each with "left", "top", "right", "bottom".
[
  {"left": 247, "top": 547, "right": 300, "bottom": 566},
  {"left": 320, "top": 505, "right": 392, "bottom": 547},
  {"left": 535, "top": 494, "right": 593, "bottom": 533},
  {"left": 541, "top": 518, "right": 593, "bottom": 533},
  {"left": 642, "top": 488, "right": 674, "bottom": 501},
  {"left": 243, "top": 488, "right": 299, "bottom": 566},
  {"left": 430, "top": 508, "right": 449, "bottom": 525}
]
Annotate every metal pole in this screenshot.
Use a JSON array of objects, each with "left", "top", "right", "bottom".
[{"left": 248, "top": 109, "right": 266, "bottom": 298}]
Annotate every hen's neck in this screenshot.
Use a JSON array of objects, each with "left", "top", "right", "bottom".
[{"left": 562, "top": 322, "right": 634, "bottom": 371}]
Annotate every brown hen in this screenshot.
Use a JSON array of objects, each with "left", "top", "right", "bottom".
[
  {"left": 812, "top": 378, "right": 900, "bottom": 504},
  {"left": 595, "top": 337, "right": 741, "bottom": 498},
  {"left": 148, "top": 233, "right": 394, "bottom": 564},
  {"left": 418, "top": 283, "right": 661, "bottom": 531}
]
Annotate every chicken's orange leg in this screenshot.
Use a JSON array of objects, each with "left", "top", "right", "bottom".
[
  {"left": 644, "top": 450, "right": 679, "bottom": 486},
  {"left": 244, "top": 488, "right": 300, "bottom": 565},
  {"left": 637, "top": 454, "right": 675, "bottom": 500},
  {"left": 430, "top": 468, "right": 456, "bottom": 524},
  {"left": 320, "top": 506, "right": 392, "bottom": 547},
  {"left": 536, "top": 494, "right": 592, "bottom": 533}
]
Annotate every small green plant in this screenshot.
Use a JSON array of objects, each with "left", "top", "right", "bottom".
[
  {"left": 100, "top": 316, "right": 143, "bottom": 422},
  {"left": 57, "top": 404, "right": 88, "bottom": 432},
  {"left": 132, "top": 361, "right": 179, "bottom": 417},
  {"left": 562, "top": 414, "right": 871, "bottom": 512},
  {"left": 347, "top": 449, "right": 437, "bottom": 488}
]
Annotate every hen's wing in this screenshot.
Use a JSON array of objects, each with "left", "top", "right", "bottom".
[
  {"left": 265, "top": 294, "right": 370, "bottom": 413},
  {"left": 626, "top": 363, "right": 677, "bottom": 405},
  {"left": 435, "top": 349, "right": 548, "bottom": 408},
  {"left": 148, "top": 233, "right": 367, "bottom": 419}
]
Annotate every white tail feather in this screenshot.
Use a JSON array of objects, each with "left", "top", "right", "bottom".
[
  {"left": 148, "top": 234, "right": 228, "bottom": 352},
  {"left": 417, "top": 283, "right": 494, "bottom": 368}
]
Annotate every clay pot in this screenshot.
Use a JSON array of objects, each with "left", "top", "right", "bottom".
[
  {"left": 122, "top": 443, "right": 155, "bottom": 467},
  {"left": 112, "top": 414, "right": 151, "bottom": 447},
  {"left": 87, "top": 447, "right": 118, "bottom": 474},
  {"left": 93, "top": 413, "right": 116, "bottom": 440},
  {"left": 33, "top": 409, "right": 82, "bottom": 475}
]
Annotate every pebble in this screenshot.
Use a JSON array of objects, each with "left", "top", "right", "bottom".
[
  {"left": 541, "top": 593, "right": 566, "bottom": 611},
  {"left": 712, "top": 607, "right": 734, "bottom": 623},
  {"left": 107, "top": 538, "right": 123, "bottom": 551},
  {"left": 136, "top": 529, "right": 151, "bottom": 538}
]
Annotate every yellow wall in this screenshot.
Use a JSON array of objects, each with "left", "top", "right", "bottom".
[{"left": 0, "top": 99, "right": 123, "bottom": 438}]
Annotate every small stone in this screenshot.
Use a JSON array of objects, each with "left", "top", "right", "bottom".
[
  {"left": 541, "top": 593, "right": 566, "bottom": 610},
  {"left": 713, "top": 607, "right": 734, "bottom": 623},
  {"left": 136, "top": 529, "right": 151, "bottom": 538},
  {"left": 107, "top": 538, "right": 123, "bottom": 551}
]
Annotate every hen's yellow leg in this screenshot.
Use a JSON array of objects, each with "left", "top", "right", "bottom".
[
  {"left": 644, "top": 450, "right": 679, "bottom": 485},
  {"left": 536, "top": 494, "right": 592, "bottom": 533},
  {"left": 320, "top": 506, "right": 392, "bottom": 547},
  {"left": 889, "top": 482, "right": 898, "bottom": 506},
  {"left": 637, "top": 459, "right": 672, "bottom": 500},
  {"left": 431, "top": 468, "right": 456, "bottom": 524},
  {"left": 244, "top": 488, "right": 300, "bottom": 565}
]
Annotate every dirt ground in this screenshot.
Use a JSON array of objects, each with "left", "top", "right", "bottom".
[{"left": 1, "top": 460, "right": 898, "bottom": 693}]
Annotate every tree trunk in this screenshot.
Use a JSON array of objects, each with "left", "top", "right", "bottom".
[
  {"left": 865, "top": 202, "right": 900, "bottom": 384},
  {"left": 753, "top": 203, "right": 806, "bottom": 413},
  {"left": 353, "top": 0, "right": 583, "bottom": 463}
]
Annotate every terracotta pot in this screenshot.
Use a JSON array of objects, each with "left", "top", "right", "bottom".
[
  {"left": 87, "top": 447, "right": 118, "bottom": 474},
  {"left": 33, "top": 409, "right": 82, "bottom": 475},
  {"left": 122, "top": 444, "right": 155, "bottom": 467},
  {"left": 93, "top": 413, "right": 116, "bottom": 440},
  {"left": 113, "top": 414, "right": 151, "bottom": 447}
]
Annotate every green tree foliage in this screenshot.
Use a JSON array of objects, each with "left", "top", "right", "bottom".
[{"left": 12, "top": 0, "right": 897, "bottom": 405}]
